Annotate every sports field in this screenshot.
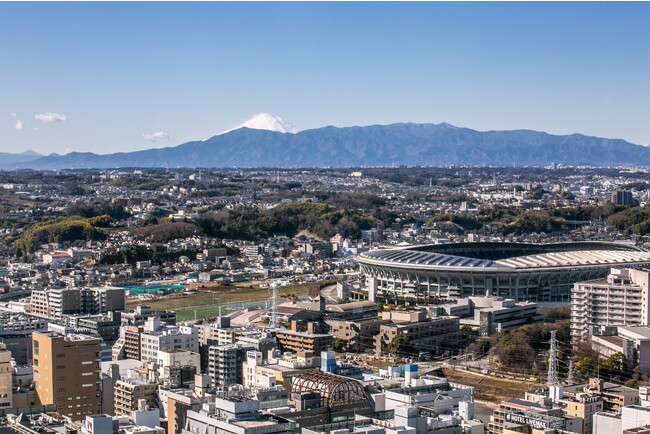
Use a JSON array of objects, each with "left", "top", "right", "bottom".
[{"left": 126, "top": 280, "right": 333, "bottom": 321}]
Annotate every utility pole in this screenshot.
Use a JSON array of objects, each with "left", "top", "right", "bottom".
[
  {"left": 270, "top": 282, "right": 279, "bottom": 328},
  {"left": 548, "top": 330, "right": 559, "bottom": 387}
]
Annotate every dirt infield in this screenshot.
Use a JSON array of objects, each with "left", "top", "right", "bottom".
[{"left": 443, "top": 367, "right": 536, "bottom": 402}]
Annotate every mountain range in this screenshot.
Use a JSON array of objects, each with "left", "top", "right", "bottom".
[
  {"left": 0, "top": 150, "right": 44, "bottom": 167},
  {"left": 2, "top": 117, "right": 650, "bottom": 169}
]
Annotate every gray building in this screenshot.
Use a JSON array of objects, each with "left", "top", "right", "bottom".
[
  {"left": 207, "top": 344, "right": 254, "bottom": 388},
  {"left": 182, "top": 395, "right": 292, "bottom": 434}
]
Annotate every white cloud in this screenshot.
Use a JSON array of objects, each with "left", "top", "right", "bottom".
[
  {"left": 34, "top": 112, "right": 67, "bottom": 122},
  {"left": 14, "top": 119, "right": 23, "bottom": 130},
  {"left": 142, "top": 131, "right": 170, "bottom": 142}
]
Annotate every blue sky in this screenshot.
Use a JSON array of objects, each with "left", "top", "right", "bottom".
[{"left": 1, "top": 2, "right": 649, "bottom": 155}]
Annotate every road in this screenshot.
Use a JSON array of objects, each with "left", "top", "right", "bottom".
[{"left": 320, "top": 283, "right": 339, "bottom": 303}]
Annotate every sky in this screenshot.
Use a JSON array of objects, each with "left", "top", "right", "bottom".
[{"left": 1, "top": 2, "right": 649, "bottom": 155}]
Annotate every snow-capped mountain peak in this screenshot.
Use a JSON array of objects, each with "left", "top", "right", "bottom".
[{"left": 222, "top": 113, "right": 299, "bottom": 135}]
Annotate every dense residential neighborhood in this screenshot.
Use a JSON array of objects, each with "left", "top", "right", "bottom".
[{"left": 0, "top": 167, "right": 649, "bottom": 434}]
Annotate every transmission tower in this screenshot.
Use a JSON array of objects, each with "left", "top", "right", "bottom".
[
  {"left": 548, "top": 330, "right": 559, "bottom": 387},
  {"left": 269, "top": 283, "right": 279, "bottom": 328},
  {"left": 567, "top": 359, "right": 575, "bottom": 385}
]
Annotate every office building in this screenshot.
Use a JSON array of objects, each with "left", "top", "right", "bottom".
[
  {"left": 612, "top": 190, "right": 634, "bottom": 206},
  {"left": 0, "top": 344, "right": 13, "bottom": 408},
  {"left": 32, "top": 331, "right": 102, "bottom": 421},
  {"left": 0, "top": 312, "right": 48, "bottom": 364}
]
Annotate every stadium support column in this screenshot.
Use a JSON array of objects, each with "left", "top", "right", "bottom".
[{"left": 367, "top": 277, "right": 378, "bottom": 302}]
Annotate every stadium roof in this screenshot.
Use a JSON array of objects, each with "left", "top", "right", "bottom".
[{"left": 358, "top": 242, "right": 650, "bottom": 271}]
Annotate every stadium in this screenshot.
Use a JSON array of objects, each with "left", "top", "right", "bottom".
[{"left": 356, "top": 241, "right": 650, "bottom": 302}]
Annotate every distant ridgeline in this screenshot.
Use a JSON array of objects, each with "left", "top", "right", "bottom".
[{"left": 4, "top": 122, "right": 650, "bottom": 169}]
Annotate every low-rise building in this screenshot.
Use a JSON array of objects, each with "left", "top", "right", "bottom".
[
  {"left": 275, "top": 322, "right": 333, "bottom": 354},
  {"left": 375, "top": 311, "right": 460, "bottom": 356},
  {"left": 182, "top": 395, "right": 293, "bottom": 434}
]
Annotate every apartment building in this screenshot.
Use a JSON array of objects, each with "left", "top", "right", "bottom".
[
  {"left": 30, "top": 287, "right": 126, "bottom": 320},
  {"left": 32, "top": 331, "right": 102, "bottom": 421},
  {"left": 327, "top": 317, "right": 391, "bottom": 352},
  {"left": 125, "top": 326, "right": 144, "bottom": 360},
  {"left": 374, "top": 311, "right": 461, "bottom": 356},
  {"left": 571, "top": 268, "right": 650, "bottom": 343},
  {"left": 242, "top": 350, "right": 313, "bottom": 389},
  {"left": 0, "top": 312, "right": 48, "bottom": 364},
  {"left": 120, "top": 305, "right": 176, "bottom": 327},
  {"left": 114, "top": 379, "right": 158, "bottom": 416},
  {"left": 139, "top": 319, "right": 198, "bottom": 363},
  {"left": 562, "top": 394, "right": 603, "bottom": 434},
  {"left": 207, "top": 344, "right": 254, "bottom": 388},
  {"left": 275, "top": 322, "right": 333, "bottom": 354}
]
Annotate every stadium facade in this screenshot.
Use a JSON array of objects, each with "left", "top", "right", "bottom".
[{"left": 356, "top": 242, "right": 650, "bottom": 302}]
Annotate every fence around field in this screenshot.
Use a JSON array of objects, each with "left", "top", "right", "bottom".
[{"left": 173, "top": 297, "right": 286, "bottom": 321}]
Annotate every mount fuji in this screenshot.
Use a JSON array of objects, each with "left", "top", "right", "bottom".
[{"left": 220, "top": 113, "right": 299, "bottom": 135}]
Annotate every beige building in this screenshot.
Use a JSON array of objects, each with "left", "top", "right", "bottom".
[
  {"left": 0, "top": 344, "right": 13, "bottom": 409},
  {"left": 374, "top": 310, "right": 461, "bottom": 355},
  {"left": 584, "top": 378, "right": 639, "bottom": 411},
  {"left": 242, "top": 350, "right": 312, "bottom": 389},
  {"left": 562, "top": 394, "right": 603, "bottom": 434},
  {"left": 275, "top": 322, "right": 333, "bottom": 354},
  {"left": 327, "top": 317, "right": 390, "bottom": 352},
  {"left": 157, "top": 349, "right": 200, "bottom": 372},
  {"left": 114, "top": 379, "right": 158, "bottom": 417},
  {"left": 33, "top": 331, "right": 102, "bottom": 421}
]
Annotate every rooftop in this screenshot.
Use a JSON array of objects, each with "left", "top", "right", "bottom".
[{"left": 359, "top": 242, "right": 650, "bottom": 271}]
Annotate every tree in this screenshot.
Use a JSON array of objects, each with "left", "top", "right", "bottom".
[
  {"left": 602, "top": 352, "right": 628, "bottom": 380},
  {"left": 468, "top": 339, "right": 491, "bottom": 359},
  {"left": 544, "top": 306, "right": 571, "bottom": 321},
  {"left": 333, "top": 338, "right": 346, "bottom": 352},
  {"left": 574, "top": 356, "right": 598, "bottom": 381},
  {"left": 387, "top": 335, "right": 414, "bottom": 356},
  {"left": 492, "top": 330, "right": 536, "bottom": 369}
]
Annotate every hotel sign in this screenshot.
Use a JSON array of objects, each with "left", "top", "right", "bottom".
[{"left": 505, "top": 412, "right": 564, "bottom": 430}]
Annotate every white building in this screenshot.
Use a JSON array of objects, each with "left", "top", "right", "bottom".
[
  {"left": 140, "top": 319, "right": 198, "bottom": 363},
  {"left": 371, "top": 376, "right": 474, "bottom": 417},
  {"left": 572, "top": 268, "right": 650, "bottom": 343},
  {"left": 156, "top": 348, "right": 201, "bottom": 372}
]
